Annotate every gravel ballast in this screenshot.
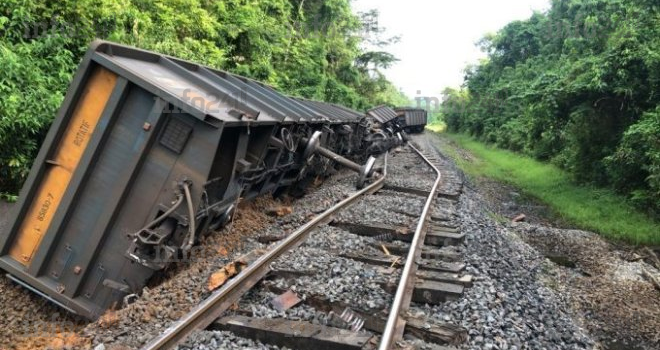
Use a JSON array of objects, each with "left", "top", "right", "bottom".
[
  {"left": 422, "top": 133, "right": 660, "bottom": 350},
  {"left": 415, "top": 135, "right": 596, "bottom": 350}
]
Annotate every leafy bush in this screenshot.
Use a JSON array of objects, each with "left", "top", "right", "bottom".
[
  {"left": 0, "top": 0, "right": 407, "bottom": 197},
  {"left": 0, "top": 37, "right": 75, "bottom": 195},
  {"left": 441, "top": 0, "right": 660, "bottom": 214},
  {"left": 606, "top": 108, "right": 660, "bottom": 210}
]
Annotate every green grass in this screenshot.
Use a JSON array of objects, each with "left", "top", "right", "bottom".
[
  {"left": 425, "top": 122, "right": 446, "bottom": 133},
  {"left": 431, "top": 132, "right": 660, "bottom": 246}
]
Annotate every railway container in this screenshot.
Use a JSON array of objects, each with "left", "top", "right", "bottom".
[
  {"left": 0, "top": 41, "right": 380, "bottom": 319},
  {"left": 365, "top": 105, "right": 405, "bottom": 154},
  {"left": 395, "top": 107, "right": 428, "bottom": 133}
]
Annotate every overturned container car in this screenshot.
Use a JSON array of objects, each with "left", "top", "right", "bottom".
[
  {"left": 0, "top": 41, "right": 394, "bottom": 319},
  {"left": 365, "top": 105, "right": 406, "bottom": 154}
]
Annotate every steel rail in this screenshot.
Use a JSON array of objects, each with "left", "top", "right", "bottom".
[
  {"left": 378, "top": 143, "right": 442, "bottom": 350},
  {"left": 141, "top": 153, "right": 388, "bottom": 350}
]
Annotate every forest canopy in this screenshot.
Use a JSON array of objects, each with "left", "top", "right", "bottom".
[
  {"left": 441, "top": 0, "right": 660, "bottom": 214},
  {"left": 0, "top": 0, "right": 408, "bottom": 197}
]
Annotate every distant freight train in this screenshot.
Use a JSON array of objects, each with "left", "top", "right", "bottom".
[
  {"left": 395, "top": 107, "right": 428, "bottom": 133},
  {"left": 0, "top": 41, "right": 406, "bottom": 319}
]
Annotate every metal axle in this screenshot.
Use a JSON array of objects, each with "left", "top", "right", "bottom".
[{"left": 303, "top": 131, "right": 376, "bottom": 188}]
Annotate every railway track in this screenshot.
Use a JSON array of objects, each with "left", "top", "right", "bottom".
[
  {"left": 379, "top": 143, "right": 442, "bottom": 350},
  {"left": 136, "top": 142, "right": 470, "bottom": 350},
  {"left": 139, "top": 154, "right": 389, "bottom": 350}
]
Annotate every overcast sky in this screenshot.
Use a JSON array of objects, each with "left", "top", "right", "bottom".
[{"left": 351, "top": 0, "right": 550, "bottom": 98}]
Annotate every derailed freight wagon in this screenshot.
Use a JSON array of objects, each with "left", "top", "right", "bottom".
[
  {"left": 394, "top": 107, "right": 428, "bottom": 133},
  {"left": 0, "top": 41, "right": 382, "bottom": 319},
  {"left": 366, "top": 105, "right": 406, "bottom": 153}
]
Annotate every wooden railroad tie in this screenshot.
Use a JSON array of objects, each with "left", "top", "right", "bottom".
[
  {"left": 214, "top": 315, "right": 374, "bottom": 350},
  {"left": 261, "top": 282, "right": 468, "bottom": 346},
  {"left": 330, "top": 221, "right": 465, "bottom": 247}
]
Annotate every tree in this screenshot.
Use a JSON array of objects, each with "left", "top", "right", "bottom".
[
  {"left": 442, "top": 0, "right": 660, "bottom": 213},
  {"left": 0, "top": 0, "right": 407, "bottom": 197}
]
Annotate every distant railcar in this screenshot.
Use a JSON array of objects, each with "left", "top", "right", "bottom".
[
  {"left": 395, "top": 107, "right": 428, "bottom": 133},
  {"left": 0, "top": 41, "right": 397, "bottom": 319}
]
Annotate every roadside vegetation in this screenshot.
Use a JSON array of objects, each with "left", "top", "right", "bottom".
[
  {"left": 433, "top": 132, "right": 660, "bottom": 246},
  {"left": 425, "top": 123, "right": 446, "bottom": 133},
  {"left": 439, "top": 0, "right": 660, "bottom": 216},
  {"left": 0, "top": 0, "right": 407, "bottom": 199},
  {"left": 424, "top": 110, "right": 446, "bottom": 133}
]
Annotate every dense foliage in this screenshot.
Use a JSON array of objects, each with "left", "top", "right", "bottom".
[
  {"left": 0, "top": 0, "right": 407, "bottom": 197},
  {"left": 442, "top": 0, "right": 660, "bottom": 214}
]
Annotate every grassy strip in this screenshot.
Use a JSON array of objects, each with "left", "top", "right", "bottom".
[
  {"left": 425, "top": 122, "right": 446, "bottom": 133},
  {"left": 431, "top": 132, "right": 660, "bottom": 246}
]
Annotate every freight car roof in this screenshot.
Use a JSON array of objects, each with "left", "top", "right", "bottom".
[
  {"left": 293, "top": 98, "right": 364, "bottom": 123},
  {"left": 91, "top": 41, "right": 362, "bottom": 125},
  {"left": 394, "top": 107, "right": 427, "bottom": 112},
  {"left": 366, "top": 105, "right": 399, "bottom": 124}
]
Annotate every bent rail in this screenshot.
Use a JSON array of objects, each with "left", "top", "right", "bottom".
[{"left": 378, "top": 143, "right": 442, "bottom": 350}]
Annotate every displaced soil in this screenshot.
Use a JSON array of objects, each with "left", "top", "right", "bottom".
[
  {"left": 0, "top": 196, "right": 280, "bottom": 350},
  {"left": 0, "top": 201, "right": 88, "bottom": 350}
]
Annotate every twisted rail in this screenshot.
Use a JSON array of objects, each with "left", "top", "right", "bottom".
[{"left": 379, "top": 143, "right": 442, "bottom": 350}]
